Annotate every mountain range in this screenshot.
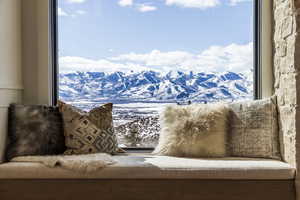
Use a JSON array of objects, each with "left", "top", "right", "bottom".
[{"left": 59, "top": 70, "right": 253, "bottom": 103}]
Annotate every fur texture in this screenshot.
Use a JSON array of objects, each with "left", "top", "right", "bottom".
[
  {"left": 6, "top": 104, "right": 66, "bottom": 161},
  {"left": 11, "top": 153, "right": 116, "bottom": 173},
  {"left": 153, "top": 104, "right": 229, "bottom": 158}
]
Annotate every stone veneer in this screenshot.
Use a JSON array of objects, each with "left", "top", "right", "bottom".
[{"left": 274, "top": 0, "right": 300, "bottom": 168}]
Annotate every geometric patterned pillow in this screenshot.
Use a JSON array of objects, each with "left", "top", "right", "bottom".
[
  {"left": 228, "top": 96, "right": 281, "bottom": 160},
  {"left": 58, "top": 101, "right": 119, "bottom": 155}
]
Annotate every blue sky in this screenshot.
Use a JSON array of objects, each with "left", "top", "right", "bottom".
[{"left": 58, "top": 0, "right": 253, "bottom": 74}]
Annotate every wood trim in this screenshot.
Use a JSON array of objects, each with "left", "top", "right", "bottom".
[
  {"left": 261, "top": 0, "right": 274, "bottom": 98},
  {"left": 0, "top": 179, "right": 295, "bottom": 200},
  {"left": 0, "top": 87, "right": 24, "bottom": 90},
  {"left": 0, "top": 89, "right": 22, "bottom": 107}
]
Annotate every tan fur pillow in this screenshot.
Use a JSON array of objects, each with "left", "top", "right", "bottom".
[{"left": 153, "top": 104, "right": 229, "bottom": 157}]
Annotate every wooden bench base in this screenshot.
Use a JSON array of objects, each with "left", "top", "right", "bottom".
[{"left": 0, "top": 179, "right": 296, "bottom": 200}]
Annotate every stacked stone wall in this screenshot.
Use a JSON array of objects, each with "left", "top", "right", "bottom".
[{"left": 274, "top": 0, "right": 300, "bottom": 167}]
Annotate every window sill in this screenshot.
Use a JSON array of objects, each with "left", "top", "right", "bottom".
[{"left": 122, "top": 148, "right": 154, "bottom": 154}]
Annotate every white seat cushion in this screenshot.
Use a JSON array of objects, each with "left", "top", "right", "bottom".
[{"left": 0, "top": 154, "right": 295, "bottom": 180}]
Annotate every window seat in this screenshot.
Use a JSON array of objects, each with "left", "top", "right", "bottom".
[{"left": 0, "top": 153, "right": 295, "bottom": 180}]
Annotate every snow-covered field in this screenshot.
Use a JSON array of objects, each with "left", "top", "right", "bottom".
[
  {"left": 67, "top": 99, "right": 252, "bottom": 147},
  {"left": 70, "top": 101, "right": 173, "bottom": 124},
  {"left": 112, "top": 102, "right": 173, "bottom": 126},
  {"left": 68, "top": 101, "right": 174, "bottom": 147},
  {"left": 60, "top": 70, "right": 253, "bottom": 147}
]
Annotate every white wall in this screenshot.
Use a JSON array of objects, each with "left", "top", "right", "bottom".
[
  {"left": 22, "top": 0, "right": 50, "bottom": 105},
  {"left": 0, "top": 0, "right": 49, "bottom": 162},
  {"left": 0, "top": 0, "right": 23, "bottom": 162},
  {"left": 22, "top": 0, "right": 38, "bottom": 104}
]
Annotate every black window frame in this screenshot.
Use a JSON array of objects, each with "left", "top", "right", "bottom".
[
  {"left": 254, "top": 0, "right": 262, "bottom": 99},
  {"left": 49, "top": 0, "right": 262, "bottom": 151},
  {"left": 50, "top": 0, "right": 59, "bottom": 106}
]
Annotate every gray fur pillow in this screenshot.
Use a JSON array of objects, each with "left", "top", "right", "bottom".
[{"left": 6, "top": 104, "right": 66, "bottom": 160}]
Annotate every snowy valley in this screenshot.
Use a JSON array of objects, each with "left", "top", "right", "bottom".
[{"left": 59, "top": 70, "right": 253, "bottom": 147}]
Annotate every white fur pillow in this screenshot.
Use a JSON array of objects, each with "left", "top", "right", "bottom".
[{"left": 153, "top": 104, "right": 229, "bottom": 157}]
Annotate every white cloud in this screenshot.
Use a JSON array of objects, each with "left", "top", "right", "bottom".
[
  {"left": 75, "top": 10, "right": 86, "bottom": 15},
  {"left": 65, "top": 0, "right": 86, "bottom": 3},
  {"left": 165, "top": 0, "right": 220, "bottom": 9},
  {"left": 58, "top": 7, "right": 86, "bottom": 17},
  {"left": 195, "top": 43, "right": 253, "bottom": 72},
  {"left": 137, "top": 4, "right": 157, "bottom": 12},
  {"left": 58, "top": 7, "right": 68, "bottom": 16},
  {"left": 110, "top": 43, "right": 253, "bottom": 73},
  {"left": 229, "top": 0, "right": 252, "bottom": 6},
  {"left": 69, "top": 10, "right": 87, "bottom": 17},
  {"left": 118, "top": 0, "right": 133, "bottom": 7},
  {"left": 119, "top": 1, "right": 157, "bottom": 12},
  {"left": 59, "top": 43, "right": 253, "bottom": 73},
  {"left": 59, "top": 56, "right": 149, "bottom": 73},
  {"left": 111, "top": 50, "right": 194, "bottom": 66}
]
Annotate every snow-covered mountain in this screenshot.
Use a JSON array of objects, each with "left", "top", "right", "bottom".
[{"left": 59, "top": 70, "right": 253, "bottom": 103}]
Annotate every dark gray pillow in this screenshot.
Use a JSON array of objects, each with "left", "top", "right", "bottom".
[{"left": 6, "top": 104, "right": 66, "bottom": 160}]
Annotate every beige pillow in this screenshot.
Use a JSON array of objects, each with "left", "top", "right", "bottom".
[
  {"left": 58, "top": 101, "right": 119, "bottom": 155},
  {"left": 153, "top": 104, "right": 229, "bottom": 157},
  {"left": 228, "top": 96, "right": 281, "bottom": 160}
]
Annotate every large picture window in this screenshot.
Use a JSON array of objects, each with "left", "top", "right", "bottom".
[{"left": 53, "top": 0, "right": 259, "bottom": 148}]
